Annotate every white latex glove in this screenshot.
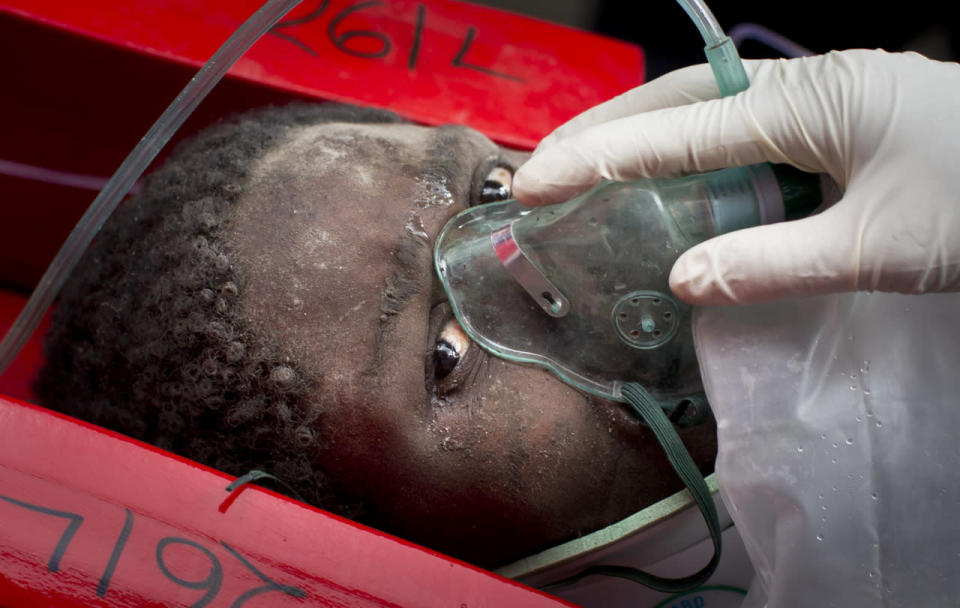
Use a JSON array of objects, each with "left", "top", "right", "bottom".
[{"left": 513, "top": 50, "right": 960, "bottom": 305}]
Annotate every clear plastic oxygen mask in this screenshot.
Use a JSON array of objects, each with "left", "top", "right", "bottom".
[{"left": 435, "top": 163, "right": 822, "bottom": 405}]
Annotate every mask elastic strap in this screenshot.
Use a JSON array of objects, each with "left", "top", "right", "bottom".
[{"left": 541, "top": 382, "right": 722, "bottom": 594}]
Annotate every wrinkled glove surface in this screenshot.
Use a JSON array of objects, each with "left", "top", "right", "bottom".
[{"left": 514, "top": 50, "right": 960, "bottom": 305}]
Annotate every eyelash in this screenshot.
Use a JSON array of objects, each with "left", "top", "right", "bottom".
[
  {"left": 426, "top": 306, "right": 481, "bottom": 397},
  {"left": 471, "top": 159, "right": 514, "bottom": 206},
  {"left": 434, "top": 321, "right": 468, "bottom": 380},
  {"left": 424, "top": 157, "right": 509, "bottom": 395}
]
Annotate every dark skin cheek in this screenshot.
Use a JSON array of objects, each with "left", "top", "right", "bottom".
[
  {"left": 262, "top": 124, "right": 715, "bottom": 564},
  {"left": 391, "top": 405, "right": 641, "bottom": 566},
  {"left": 440, "top": 371, "right": 616, "bottom": 494},
  {"left": 316, "top": 340, "right": 716, "bottom": 568},
  {"left": 347, "top": 376, "right": 555, "bottom": 564}
]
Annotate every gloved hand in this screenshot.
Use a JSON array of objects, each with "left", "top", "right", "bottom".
[{"left": 513, "top": 50, "right": 960, "bottom": 305}]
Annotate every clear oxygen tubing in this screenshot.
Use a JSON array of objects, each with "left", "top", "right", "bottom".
[
  {"left": 675, "top": 0, "right": 751, "bottom": 96},
  {"left": 0, "top": 158, "right": 121, "bottom": 192},
  {"left": 729, "top": 22, "right": 813, "bottom": 58},
  {"left": 0, "top": 0, "right": 302, "bottom": 376}
]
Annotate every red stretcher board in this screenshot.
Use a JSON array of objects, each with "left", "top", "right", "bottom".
[
  {"left": 0, "top": 1, "right": 645, "bottom": 604},
  {"left": 0, "top": 0, "right": 644, "bottom": 290},
  {"left": 0, "top": 292, "right": 47, "bottom": 405},
  {"left": 0, "top": 394, "right": 576, "bottom": 608},
  {"left": 0, "top": 0, "right": 643, "bottom": 150}
]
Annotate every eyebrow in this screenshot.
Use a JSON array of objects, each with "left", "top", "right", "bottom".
[
  {"left": 362, "top": 231, "right": 430, "bottom": 380},
  {"left": 360, "top": 127, "right": 475, "bottom": 381},
  {"left": 422, "top": 127, "right": 468, "bottom": 192}
]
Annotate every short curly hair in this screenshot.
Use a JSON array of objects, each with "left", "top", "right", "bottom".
[{"left": 35, "top": 103, "right": 403, "bottom": 521}]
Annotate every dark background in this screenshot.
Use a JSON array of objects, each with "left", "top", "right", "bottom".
[{"left": 476, "top": 0, "right": 958, "bottom": 78}]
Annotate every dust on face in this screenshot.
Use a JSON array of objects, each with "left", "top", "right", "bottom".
[{"left": 227, "top": 121, "right": 713, "bottom": 566}]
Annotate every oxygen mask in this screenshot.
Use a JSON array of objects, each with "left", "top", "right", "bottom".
[{"left": 435, "top": 163, "right": 822, "bottom": 409}]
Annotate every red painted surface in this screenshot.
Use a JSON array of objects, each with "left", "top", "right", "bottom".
[
  {"left": 0, "top": 292, "right": 47, "bottom": 405},
  {"left": 0, "top": 0, "right": 643, "bottom": 150},
  {"left": 0, "top": 2, "right": 644, "bottom": 604},
  {"left": 0, "top": 395, "right": 576, "bottom": 607},
  {"left": 0, "top": 0, "right": 643, "bottom": 290}
]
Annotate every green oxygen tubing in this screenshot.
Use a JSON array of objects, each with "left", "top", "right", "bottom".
[
  {"left": 680, "top": 0, "right": 751, "bottom": 96},
  {"left": 537, "top": 0, "right": 753, "bottom": 594}
]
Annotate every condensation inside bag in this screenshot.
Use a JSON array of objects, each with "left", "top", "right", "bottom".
[{"left": 693, "top": 291, "right": 960, "bottom": 607}]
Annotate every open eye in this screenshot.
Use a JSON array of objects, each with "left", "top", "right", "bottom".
[
  {"left": 478, "top": 166, "right": 513, "bottom": 204},
  {"left": 433, "top": 320, "right": 470, "bottom": 380}
]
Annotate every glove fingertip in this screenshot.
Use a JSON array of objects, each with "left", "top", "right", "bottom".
[
  {"left": 513, "top": 156, "right": 590, "bottom": 206},
  {"left": 670, "top": 217, "right": 854, "bottom": 305},
  {"left": 669, "top": 231, "right": 794, "bottom": 306},
  {"left": 511, "top": 165, "right": 552, "bottom": 206},
  {"left": 668, "top": 244, "right": 739, "bottom": 305}
]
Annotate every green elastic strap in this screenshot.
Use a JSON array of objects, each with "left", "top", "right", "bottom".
[
  {"left": 225, "top": 469, "right": 306, "bottom": 503},
  {"left": 542, "top": 382, "right": 722, "bottom": 594}
]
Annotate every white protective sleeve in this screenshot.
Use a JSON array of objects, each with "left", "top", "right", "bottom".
[
  {"left": 512, "top": 49, "right": 960, "bottom": 604},
  {"left": 694, "top": 292, "right": 960, "bottom": 606}
]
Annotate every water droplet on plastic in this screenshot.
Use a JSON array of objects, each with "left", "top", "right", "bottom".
[
  {"left": 864, "top": 389, "right": 872, "bottom": 396},
  {"left": 797, "top": 446, "right": 804, "bottom": 453},
  {"left": 831, "top": 458, "right": 838, "bottom": 464},
  {"left": 850, "top": 385, "right": 857, "bottom": 391},
  {"left": 821, "top": 504, "right": 828, "bottom": 511},
  {"left": 875, "top": 420, "right": 883, "bottom": 428},
  {"left": 868, "top": 570, "right": 875, "bottom": 578},
  {"left": 871, "top": 493, "right": 878, "bottom": 501},
  {"left": 832, "top": 485, "right": 838, "bottom": 492},
  {"left": 816, "top": 534, "right": 824, "bottom": 541},
  {"left": 832, "top": 442, "right": 839, "bottom": 448},
  {"left": 861, "top": 360, "right": 871, "bottom": 373},
  {"left": 845, "top": 437, "right": 854, "bottom": 445},
  {"left": 818, "top": 493, "right": 824, "bottom": 500},
  {"left": 856, "top": 415, "right": 863, "bottom": 422},
  {"left": 820, "top": 433, "right": 827, "bottom": 440}
]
